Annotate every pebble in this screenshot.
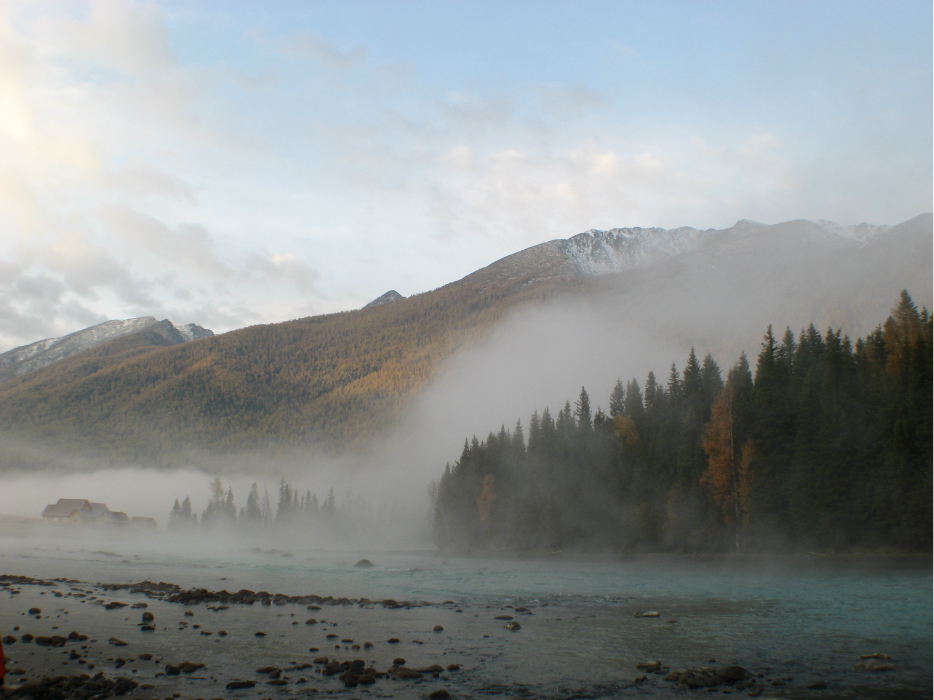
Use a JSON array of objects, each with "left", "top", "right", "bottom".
[{"left": 855, "top": 658, "right": 895, "bottom": 672}]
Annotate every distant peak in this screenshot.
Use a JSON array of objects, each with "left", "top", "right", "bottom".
[
  {"left": 732, "top": 219, "right": 766, "bottom": 230},
  {"left": 365, "top": 290, "right": 405, "bottom": 308}
]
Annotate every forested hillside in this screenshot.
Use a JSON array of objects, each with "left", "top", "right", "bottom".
[
  {"left": 433, "top": 292, "right": 932, "bottom": 553},
  {"left": 0, "top": 274, "right": 565, "bottom": 467},
  {"left": 0, "top": 215, "right": 928, "bottom": 472}
]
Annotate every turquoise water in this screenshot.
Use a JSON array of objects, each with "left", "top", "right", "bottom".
[{"left": 0, "top": 533, "right": 930, "bottom": 698}]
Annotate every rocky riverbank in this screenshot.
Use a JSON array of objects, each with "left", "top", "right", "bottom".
[{"left": 0, "top": 572, "right": 921, "bottom": 700}]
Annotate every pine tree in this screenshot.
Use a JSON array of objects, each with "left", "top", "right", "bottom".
[
  {"left": 624, "top": 379, "right": 643, "bottom": 420},
  {"left": 244, "top": 483, "right": 262, "bottom": 523},
  {"left": 700, "top": 353, "right": 723, "bottom": 413},
  {"left": 643, "top": 371, "right": 661, "bottom": 413},
  {"left": 609, "top": 379, "right": 625, "bottom": 418},
  {"left": 682, "top": 348, "right": 702, "bottom": 402},
  {"left": 667, "top": 363, "right": 682, "bottom": 402},
  {"left": 575, "top": 387, "right": 592, "bottom": 433},
  {"left": 528, "top": 411, "right": 541, "bottom": 453},
  {"left": 277, "top": 480, "right": 292, "bottom": 521},
  {"left": 512, "top": 419, "right": 525, "bottom": 453},
  {"left": 169, "top": 499, "right": 181, "bottom": 530},
  {"left": 322, "top": 488, "right": 336, "bottom": 517}
]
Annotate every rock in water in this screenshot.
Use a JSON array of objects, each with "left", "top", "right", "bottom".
[
  {"left": 354, "top": 559, "right": 375, "bottom": 568},
  {"left": 718, "top": 665, "right": 752, "bottom": 682},
  {"left": 855, "top": 658, "right": 895, "bottom": 672}
]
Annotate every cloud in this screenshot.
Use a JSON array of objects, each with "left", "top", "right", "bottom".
[
  {"left": 281, "top": 32, "right": 367, "bottom": 69},
  {"left": 14, "top": 273, "right": 66, "bottom": 302},
  {"left": 35, "top": 0, "right": 175, "bottom": 76},
  {"left": 100, "top": 206, "right": 236, "bottom": 281},
  {"left": 109, "top": 163, "right": 199, "bottom": 203},
  {"left": 40, "top": 232, "right": 158, "bottom": 306},
  {"left": 246, "top": 252, "right": 319, "bottom": 294},
  {"left": 534, "top": 83, "right": 607, "bottom": 121}
]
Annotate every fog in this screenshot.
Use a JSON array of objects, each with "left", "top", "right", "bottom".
[{"left": 0, "top": 216, "right": 930, "bottom": 550}]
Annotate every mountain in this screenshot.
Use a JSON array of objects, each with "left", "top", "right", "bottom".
[
  {"left": 464, "top": 218, "right": 892, "bottom": 284},
  {"left": 364, "top": 290, "right": 406, "bottom": 308},
  {"left": 0, "top": 317, "right": 213, "bottom": 384},
  {"left": 0, "top": 214, "right": 928, "bottom": 471}
]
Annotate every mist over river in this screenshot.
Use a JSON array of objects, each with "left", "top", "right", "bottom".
[{"left": 0, "top": 530, "right": 930, "bottom": 699}]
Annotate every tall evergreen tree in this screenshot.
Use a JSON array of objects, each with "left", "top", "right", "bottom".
[{"left": 609, "top": 379, "right": 625, "bottom": 418}]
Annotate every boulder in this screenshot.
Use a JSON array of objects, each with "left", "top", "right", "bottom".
[
  {"left": 226, "top": 680, "right": 255, "bottom": 690},
  {"left": 389, "top": 667, "right": 423, "bottom": 679},
  {"left": 718, "top": 665, "right": 752, "bottom": 682},
  {"left": 855, "top": 658, "right": 895, "bottom": 672},
  {"left": 415, "top": 664, "right": 445, "bottom": 673}
]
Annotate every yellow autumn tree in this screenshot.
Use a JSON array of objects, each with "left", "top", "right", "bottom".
[
  {"left": 477, "top": 474, "right": 496, "bottom": 529},
  {"left": 701, "top": 386, "right": 753, "bottom": 549}
]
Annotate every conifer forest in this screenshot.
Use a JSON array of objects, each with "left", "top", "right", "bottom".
[{"left": 433, "top": 292, "right": 932, "bottom": 554}]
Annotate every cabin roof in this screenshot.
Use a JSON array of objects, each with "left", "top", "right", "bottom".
[{"left": 41, "top": 499, "right": 113, "bottom": 519}]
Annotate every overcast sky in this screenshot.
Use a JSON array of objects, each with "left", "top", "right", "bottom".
[{"left": 0, "top": 0, "right": 930, "bottom": 351}]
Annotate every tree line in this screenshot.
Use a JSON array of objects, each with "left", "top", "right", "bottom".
[
  {"left": 168, "top": 478, "right": 341, "bottom": 531},
  {"left": 432, "top": 291, "right": 932, "bottom": 553}
]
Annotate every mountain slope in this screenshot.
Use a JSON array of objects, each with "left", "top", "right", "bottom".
[
  {"left": 0, "top": 273, "right": 567, "bottom": 467},
  {"left": 0, "top": 317, "right": 213, "bottom": 383},
  {"left": 0, "top": 215, "right": 928, "bottom": 470}
]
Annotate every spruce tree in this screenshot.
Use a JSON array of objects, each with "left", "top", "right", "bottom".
[
  {"left": 575, "top": 387, "right": 592, "bottom": 433},
  {"left": 609, "top": 379, "right": 625, "bottom": 418}
]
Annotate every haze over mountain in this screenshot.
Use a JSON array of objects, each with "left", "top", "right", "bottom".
[{"left": 0, "top": 214, "right": 929, "bottom": 478}]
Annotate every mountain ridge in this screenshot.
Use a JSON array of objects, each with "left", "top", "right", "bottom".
[
  {"left": 463, "top": 216, "right": 894, "bottom": 286},
  {"left": 0, "top": 214, "right": 928, "bottom": 471},
  {"left": 0, "top": 317, "right": 214, "bottom": 383}
]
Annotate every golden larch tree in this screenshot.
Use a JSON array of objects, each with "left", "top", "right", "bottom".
[{"left": 701, "top": 386, "right": 753, "bottom": 549}]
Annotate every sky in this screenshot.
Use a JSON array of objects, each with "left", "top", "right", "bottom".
[{"left": 0, "top": 0, "right": 930, "bottom": 352}]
